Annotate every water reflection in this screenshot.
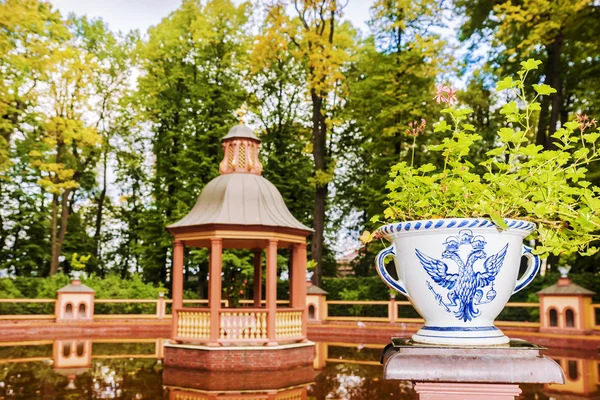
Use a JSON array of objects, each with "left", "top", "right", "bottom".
[{"left": 0, "top": 338, "right": 596, "bottom": 399}]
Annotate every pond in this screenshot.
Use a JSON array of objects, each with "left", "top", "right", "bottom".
[{"left": 0, "top": 338, "right": 596, "bottom": 399}]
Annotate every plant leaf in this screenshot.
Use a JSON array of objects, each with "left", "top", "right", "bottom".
[
  {"left": 532, "top": 84, "right": 557, "bottom": 96},
  {"left": 520, "top": 59, "right": 542, "bottom": 71},
  {"left": 496, "top": 77, "right": 514, "bottom": 91}
]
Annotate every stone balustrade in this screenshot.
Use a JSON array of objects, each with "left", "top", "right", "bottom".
[
  {"left": 275, "top": 310, "right": 303, "bottom": 339},
  {"left": 219, "top": 309, "right": 267, "bottom": 340},
  {"left": 172, "top": 308, "right": 305, "bottom": 344},
  {"left": 176, "top": 310, "right": 211, "bottom": 340}
]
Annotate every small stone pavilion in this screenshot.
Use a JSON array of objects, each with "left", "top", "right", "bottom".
[
  {"left": 538, "top": 268, "right": 595, "bottom": 334},
  {"left": 164, "top": 123, "right": 315, "bottom": 371}
]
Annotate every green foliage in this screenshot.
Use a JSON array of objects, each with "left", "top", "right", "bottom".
[
  {"left": 92, "top": 342, "right": 156, "bottom": 356},
  {"left": 334, "top": 0, "right": 448, "bottom": 260},
  {"left": 322, "top": 276, "right": 390, "bottom": 301},
  {"left": 376, "top": 62, "right": 600, "bottom": 259},
  {"left": 70, "top": 253, "right": 91, "bottom": 271},
  {"left": 220, "top": 251, "right": 254, "bottom": 307},
  {"left": 0, "top": 274, "right": 164, "bottom": 315},
  {"left": 0, "top": 345, "right": 52, "bottom": 360}
]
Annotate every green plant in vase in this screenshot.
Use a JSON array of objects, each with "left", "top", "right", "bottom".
[
  {"left": 365, "top": 59, "right": 600, "bottom": 346},
  {"left": 70, "top": 253, "right": 91, "bottom": 280}
]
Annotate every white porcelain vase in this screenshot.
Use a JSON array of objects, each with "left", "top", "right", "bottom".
[{"left": 376, "top": 218, "right": 540, "bottom": 346}]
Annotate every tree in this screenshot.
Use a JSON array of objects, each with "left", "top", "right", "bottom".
[
  {"left": 0, "top": 143, "right": 50, "bottom": 276},
  {"left": 0, "top": 0, "right": 69, "bottom": 176},
  {"left": 135, "top": 0, "right": 250, "bottom": 283},
  {"left": 255, "top": 0, "right": 354, "bottom": 285},
  {"left": 28, "top": 33, "right": 102, "bottom": 276},
  {"left": 456, "top": 0, "right": 600, "bottom": 148},
  {"left": 72, "top": 17, "right": 138, "bottom": 273},
  {"left": 249, "top": 3, "right": 314, "bottom": 228},
  {"left": 455, "top": 0, "right": 600, "bottom": 273},
  {"left": 335, "top": 0, "right": 447, "bottom": 275},
  {"left": 0, "top": 0, "right": 68, "bottom": 272}
]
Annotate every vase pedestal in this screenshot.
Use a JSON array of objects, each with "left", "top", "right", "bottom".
[{"left": 382, "top": 338, "right": 564, "bottom": 400}]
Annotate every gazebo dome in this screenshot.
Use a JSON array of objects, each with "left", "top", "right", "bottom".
[
  {"left": 168, "top": 173, "right": 311, "bottom": 232},
  {"left": 222, "top": 124, "right": 259, "bottom": 141},
  {"left": 167, "top": 123, "right": 311, "bottom": 234}
]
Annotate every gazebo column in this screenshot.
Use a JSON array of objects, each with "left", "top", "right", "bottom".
[
  {"left": 291, "top": 243, "right": 308, "bottom": 339},
  {"left": 253, "top": 250, "right": 262, "bottom": 308},
  {"left": 171, "top": 240, "right": 184, "bottom": 340},
  {"left": 209, "top": 238, "right": 223, "bottom": 344},
  {"left": 266, "top": 239, "right": 278, "bottom": 345}
]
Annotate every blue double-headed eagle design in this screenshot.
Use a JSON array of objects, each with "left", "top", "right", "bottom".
[{"left": 416, "top": 229, "right": 508, "bottom": 322}]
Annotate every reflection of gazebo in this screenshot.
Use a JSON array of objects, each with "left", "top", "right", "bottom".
[
  {"left": 166, "top": 123, "right": 312, "bottom": 349},
  {"left": 163, "top": 363, "right": 314, "bottom": 399}
]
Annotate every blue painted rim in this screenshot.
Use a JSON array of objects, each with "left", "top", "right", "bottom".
[
  {"left": 421, "top": 326, "right": 499, "bottom": 332},
  {"left": 376, "top": 218, "right": 536, "bottom": 237}
]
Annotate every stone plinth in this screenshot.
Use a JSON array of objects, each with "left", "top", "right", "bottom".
[
  {"left": 163, "top": 341, "right": 315, "bottom": 371},
  {"left": 383, "top": 338, "right": 565, "bottom": 400}
]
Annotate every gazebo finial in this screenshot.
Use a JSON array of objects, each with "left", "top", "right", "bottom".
[
  {"left": 235, "top": 104, "right": 248, "bottom": 124},
  {"left": 219, "top": 123, "right": 263, "bottom": 175}
]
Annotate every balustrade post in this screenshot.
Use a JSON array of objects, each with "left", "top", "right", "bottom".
[
  {"left": 155, "top": 338, "right": 164, "bottom": 359},
  {"left": 389, "top": 295, "right": 397, "bottom": 323},
  {"left": 266, "top": 239, "right": 278, "bottom": 344},
  {"left": 171, "top": 241, "right": 184, "bottom": 340},
  {"left": 157, "top": 292, "right": 166, "bottom": 320},
  {"left": 209, "top": 238, "right": 223, "bottom": 344}
]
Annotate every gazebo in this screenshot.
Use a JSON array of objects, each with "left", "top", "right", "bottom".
[{"left": 165, "top": 123, "right": 313, "bottom": 357}]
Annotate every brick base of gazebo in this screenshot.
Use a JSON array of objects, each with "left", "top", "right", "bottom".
[{"left": 163, "top": 341, "right": 315, "bottom": 371}]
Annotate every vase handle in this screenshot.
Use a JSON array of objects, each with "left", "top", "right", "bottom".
[
  {"left": 375, "top": 244, "right": 409, "bottom": 298},
  {"left": 513, "top": 245, "right": 541, "bottom": 294}
]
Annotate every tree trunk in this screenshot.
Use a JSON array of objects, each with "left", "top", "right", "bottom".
[
  {"left": 57, "top": 189, "right": 72, "bottom": 274},
  {"left": 93, "top": 150, "right": 108, "bottom": 274},
  {"left": 548, "top": 33, "right": 563, "bottom": 139},
  {"left": 49, "top": 193, "right": 60, "bottom": 276},
  {"left": 311, "top": 90, "right": 327, "bottom": 286},
  {"left": 49, "top": 189, "right": 73, "bottom": 276},
  {"left": 536, "top": 33, "right": 563, "bottom": 149},
  {"left": 0, "top": 183, "right": 6, "bottom": 253}
]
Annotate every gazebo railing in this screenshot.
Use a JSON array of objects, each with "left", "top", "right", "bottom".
[
  {"left": 220, "top": 308, "right": 268, "bottom": 341},
  {"left": 275, "top": 309, "right": 303, "bottom": 340},
  {"left": 173, "top": 307, "right": 305, "bottom": 344},
  {"left": 176, "top": 308, "right": 211, "bottom": 340}
]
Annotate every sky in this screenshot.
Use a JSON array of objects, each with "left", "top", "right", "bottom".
[{"left": 49, "top": 0, "right": 375, "bottom": 36}]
